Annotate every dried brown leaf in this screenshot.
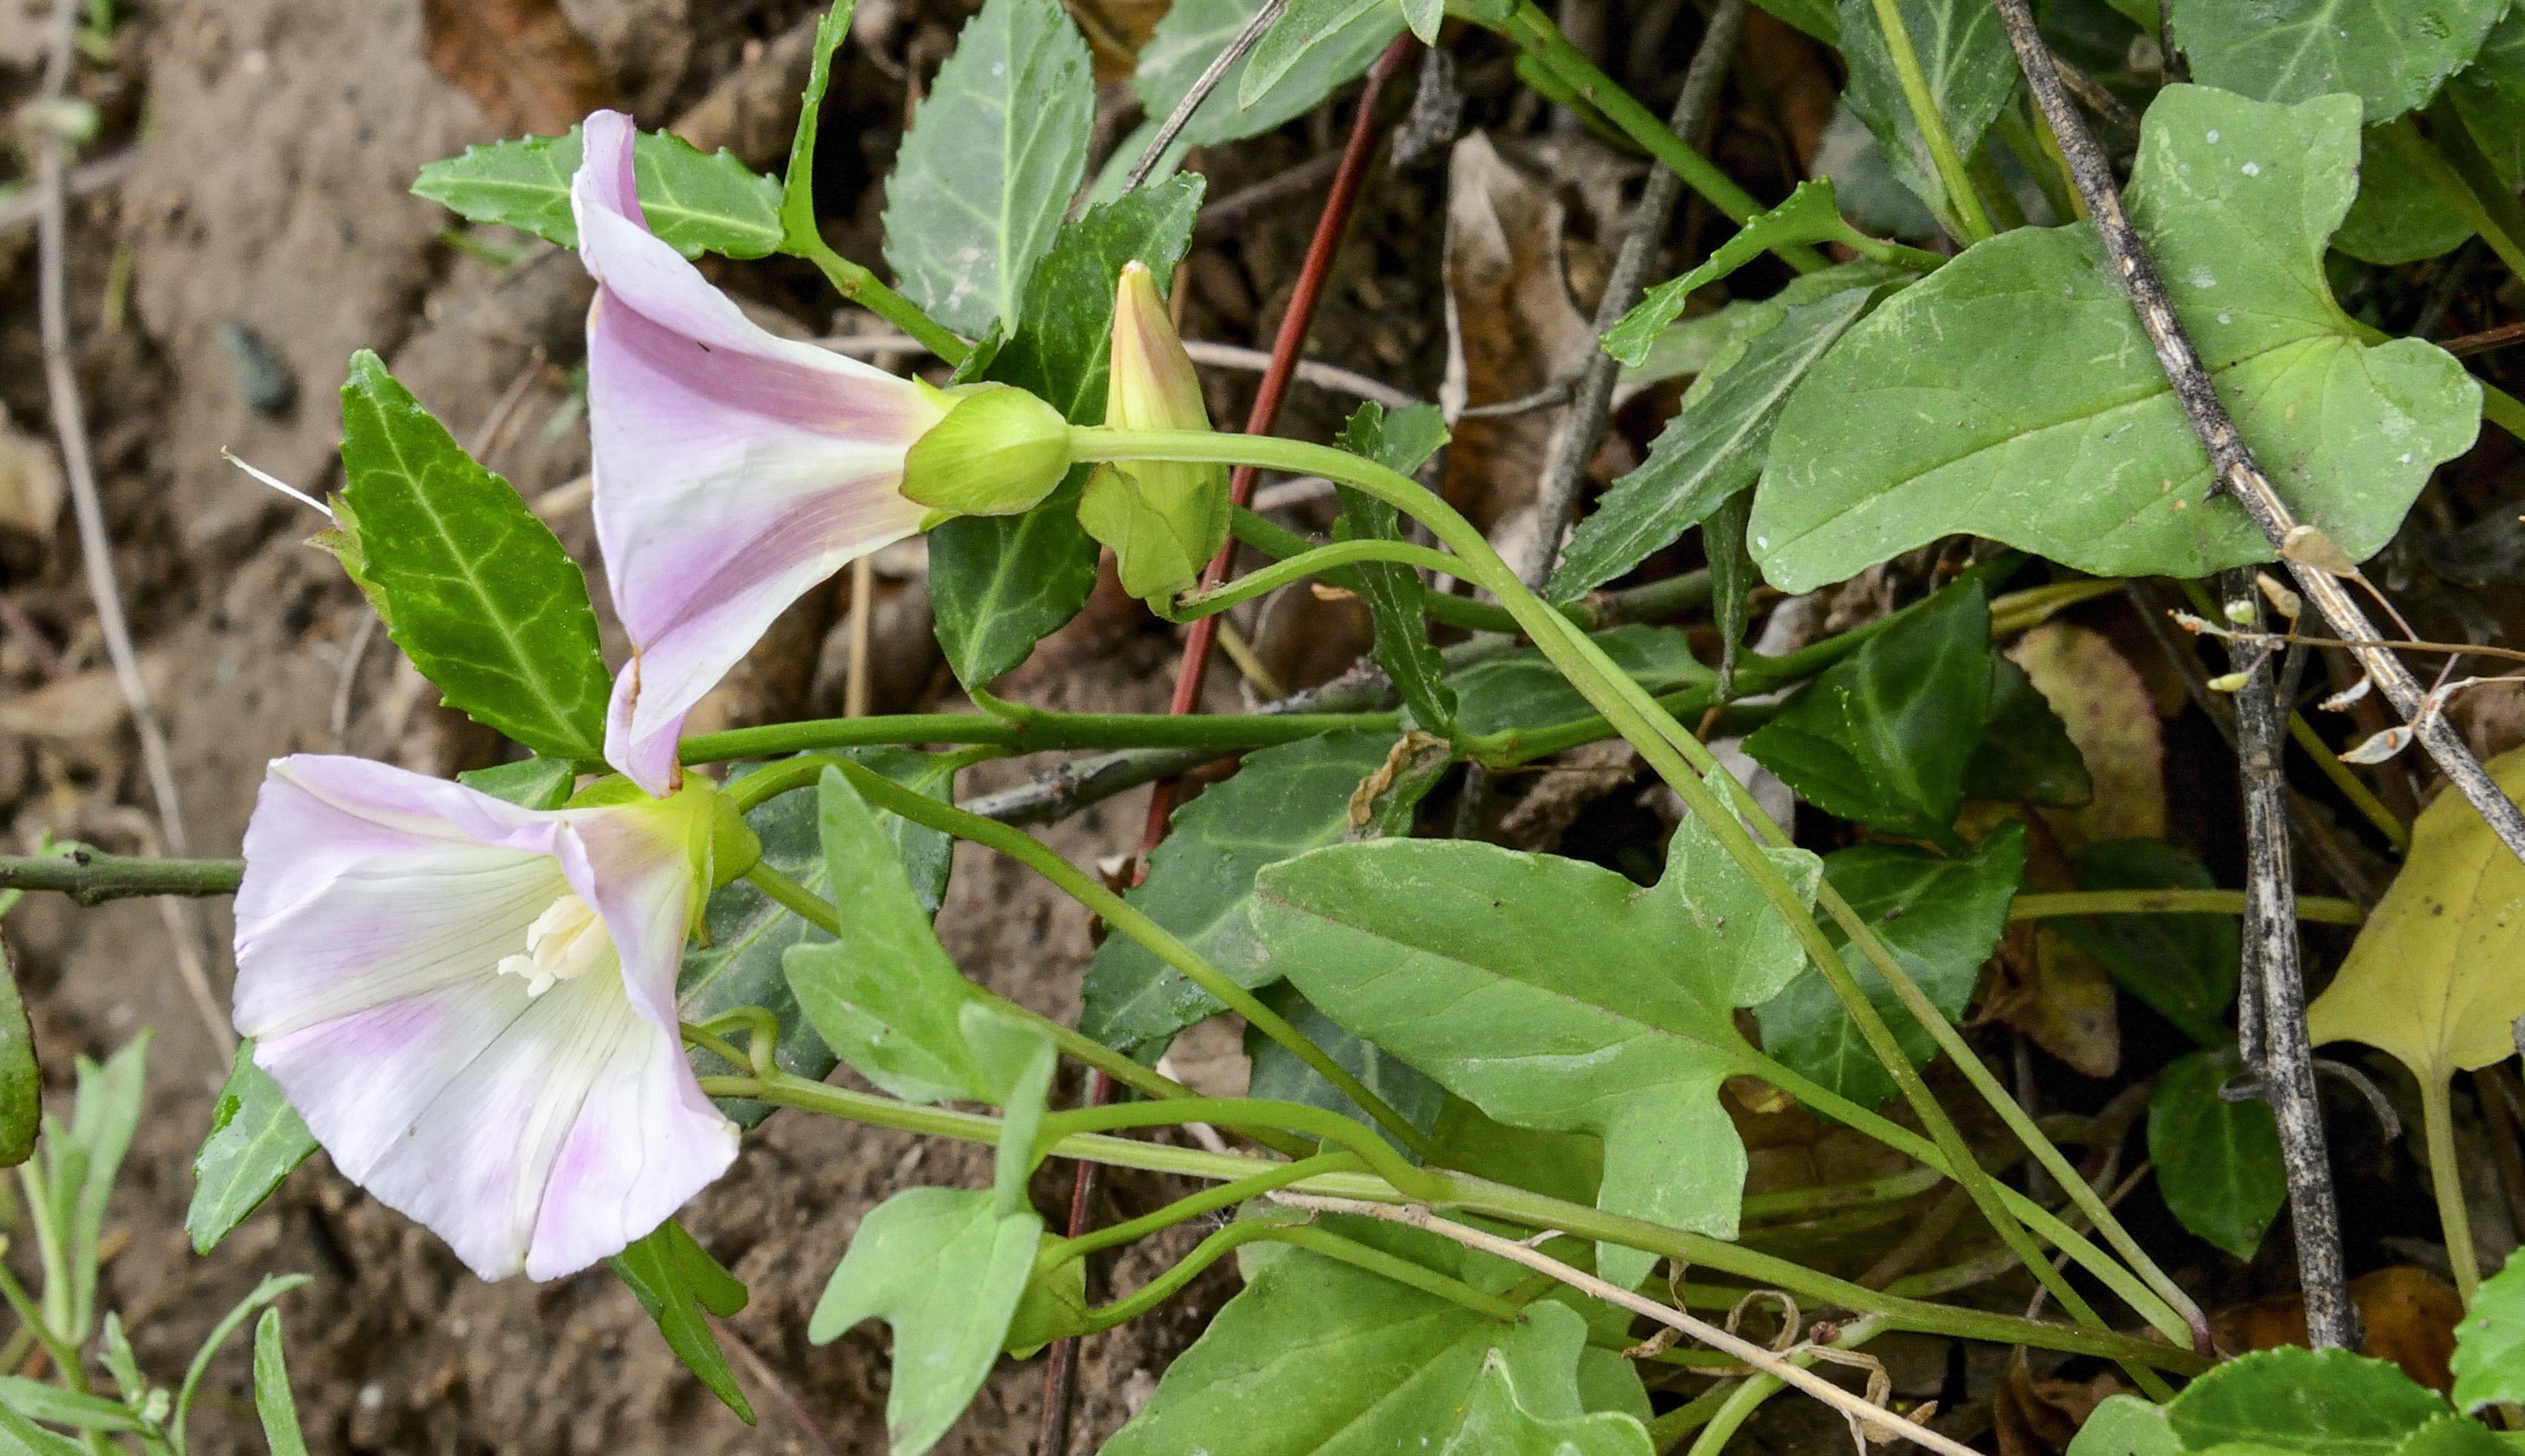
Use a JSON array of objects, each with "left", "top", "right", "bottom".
[
  {"left": 419, "top": 0, "right": 613, "bottom": 137},
  {"left": 2009, "top": 624, "right": 2165, "bottom": 850},
  {"left": 2212, "top": 1266, "right": 2464, "bottom": 1393}
]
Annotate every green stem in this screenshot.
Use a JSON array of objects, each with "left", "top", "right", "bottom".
[
  {"left": 0, "top": 852, "right": 241, "bottom": 901},
  {"left": 1650, "top": 1385, "right": 1744, "bottom": 1453},
  {"left": 2009, "top": 888, "right": 2365, "bottom": 926},
  {"left": 734, "top": 859, "right": 1314, "bottom": 1157},
  {"left": 2422, "top": 1074, "right": 2483, "bottom": 1306},
  {"left": 682, "top": 706, "right": 1397, "bottom": 766},
  {"left": 1046, "top": 1154, "right": 1361, "bottom": 1263},
  {"left": 0, "top": 1257, "right": 83, "bottom": 1397},
  {"left": 1868, "top": 0, "right": 1993, "bottom": 243},
  {"left": 734, "top": 754, "right": 1439, "bottom": 1160},
  {"left": 1496, "top": 1, "right": 1825, "bottom": 273},
  {"left": 1074, "top": 426, "right": 2202, "bottom": 1353},
  {"left": 2406, "top": 114, "right": 2525, "bottom": 288},
  {"left": 2485, "top": 382, "right": 2525, "bottom": 442},
  {"left": 703, "top": 1069, "right": 2211, "bottom": 1371},
  {"left": 1079, "top": 1221, "right": 1524, "bottom": 1332},
  {"left": 1684, "top": 1316, "right": 1892, "bottom": 1456},
  {"left": 1037, "top": 1098, "right": 1444, "bottom": 1203},
  {"left": 787, "top": 233, "right": 969, "bottom": 364},
  {"left": 1740, "top": 1166, "right": 1945, "bottom": 1222},
  {"left": 1169, "top": 540, "right": 1464, "bottom": 622}
]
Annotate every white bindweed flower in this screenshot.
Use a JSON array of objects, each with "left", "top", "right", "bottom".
[{"left": 231, "top": 755, "right": 739, "bottom": 1281}]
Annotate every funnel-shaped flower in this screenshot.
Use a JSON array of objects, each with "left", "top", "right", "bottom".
[
  {"left": 1079, "top": 261, "right": 1229, "bottom": 600},
  {"left": 231, "top": 755, "right": 739, "bottom": 1281},
  {"left": 573, "top": 109, "right": 947, "bottom": 795}
]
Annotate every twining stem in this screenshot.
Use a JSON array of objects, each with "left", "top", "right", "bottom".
[
  {"left": 1168, "top": 540, "right": 1463, "bottom": 621},
  {"left": 1043, "top": 1153, "right": 1361, "bottom": 1263},
  {"left": 1864, "top": 0, "right": 1994, "bottom": 243},
  {"left": 786, "top": 233, "right": 968, "bottom": 364},
  {"left": 702, "top": 1065, "right": 2207, "bottom": 1370},
  {"left": 2422, "top": 1076, "right": 2483, "bottom": 1305},
  {"left": 1076, "top": 1221, "right": 1523, "bottom": 1333},
  {"left": 1683, "top": 1316, "right": 1893, "bottom": 1456},
  {"left": 682, "top": 705, "right": 1398, "bottom": 765},
  {"left": 2009, "top": 889, "right": 2364, "bottom": 926},
  {"left": 1039, "top": 1098, "right": 1442, "bottom": 1202},
  {"left": 1074, "top": 426, "right": 2198, "bottom": 1354},
  {"left": 728, "top": 754, "right": 1438, "bottom": 1160}
]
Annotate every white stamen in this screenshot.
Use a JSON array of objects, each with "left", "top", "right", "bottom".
[
  {"left": 223, "top": 450, "right": 335, "bottom": 522},
  {"left": 495, "top": 893, "right": 612, "bottom": 998}
]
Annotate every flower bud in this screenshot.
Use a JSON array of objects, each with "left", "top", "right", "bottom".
[
  {"left": 1081, "top": 261, "right": 1229, "bottom": 599},
  {"left": 899, "top": 382, "right": 1073, "bottom": 519}
]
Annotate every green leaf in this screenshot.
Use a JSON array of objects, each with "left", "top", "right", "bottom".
[
  {"left": 681, "top": 750, "right": 955, "bottom": 1123},
  {"left": 783, "top": 766, "right": 996, "bottom": 1104},
  {"left": 1603, "top": 181, "right": 1854, "bottom": 368},
  {"left": 1334, "top": 402, "right": 1455, "bottom": 732},
  {"left": 2168, "top": 0, "right": 2506, "bottom": 123},
  {"left": 1837, "top": 0, "right": 2018, "bottom": 220},
  {"left": 2337, "top": 123, "right": 2475, "bottom": 264},
  {"left": 1133, "top": 0, "right": 1402, "bottom": 154},
  {"left": 1753, "top": 86, "right": 2483, "bottom": 593},
  {"left": 1754, "top": 823, "right": 2025, "bottom": 1108},
  {"left": 1553, "top": 285, "right": 1878, "bottom": 603},
  {"left": 1442, "top": 1350, "right": 1655, "bottom": 1456},
  {"left": 58, "top": 1037, "right": 147, "bottom": 1342},
  {"left": 964, "top": 1004, "right": 1060, "bottom": 1214},
  {"left": 778, "top": 0, "right": 856, "bottom": 244},
  {"left": 1745, "top": 579, "right": 1991, "bottom": 843},
  {"left": 413, "top": 126, "right": 784, "bottom": 259},
  {"left": 1243, "top": 0, "right": 1389, "bottom": 108},
  {"left": 608, "top": 1219, "right": 754, "bottom": 1423},
  {"left": 2393, "top": 1414, "right": 2515, "bottom": 1456},
  {"left": 2069, "top": 1395, "right": 2180, "bottom": 1456},
  {"left": 0, "top": 945, "right": 36, "bottom": 1169},
  {"left": 1451, "top": 625, "right": 1715, "bottom": 739},
  {"left": 2454, "top": 1252, "right": 2525, "bottom": 1412},
  {"left": 807, "top": 1187, "right": 1041, "bottom": 1456},
  {"left": 2309, "top": 745, "right": 2525, "bottom": 1089},
  {"left": 2054, "top": 840, "right": 2238, "bottom": 1047},
  {"left": 454, "top": 755, "right": 577, "bottom": 809},
  {"left": 1707, "top": 491, "right": 1757, "bottom": 696},
  {"left": 175, "top": 1273, "right": 311, "bottom": 1447},
  {"left": 1753, "top": 0, "right": 1838, "bottom": 44},
  {"left": 932, "top": 177, "right": 1204, "bottom": 688},
  {"left": 2167, "top": 1347, "right": 2447, "bottom": 1456},
  {"left": 1254, "top": 792, "right": 1819, "bottom": 1287},
  {"left": 881, "top": 0, "right": 1094, "bottom": 338},
  {"left": 0, "top": 1379, "right": 145, "bottom": 1433},
  {"left": 0, "top": 1403, "right": 89, "bottom": 1456},
  {"left": 186, "top": 1041, "right": 316, "bottom": 1255},
  {"left": 1962, "top": 656, "right": 2092, "bottom": 807},
  {"left": 1103, "top": 1222, "right": 1611, "bottom": 1456},
  {"left": 253, "top": 1308, "right": 310, "bottom": 1456},
  {"left": 335, "top": 352, "right": 612, "bottom": 759},
  {"left": 1080, "top": 731, "right": 1416, "bottom": 1051},
  {"left": 1244, "top": 982, "right": 1446, "bottom": 1153},
  {"left": 2450, "top": 9, "right": 2525, "bottom": 188},
  {"left": 2148, "top": 1046, "right": 2284, "bottom": 1260}
]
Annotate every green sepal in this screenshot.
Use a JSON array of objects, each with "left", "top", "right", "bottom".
[
  {"left": 1079, "top": 459, "right": 1230, "bottom": 600},
  {"left": 901, "top": 384, "right": 1073, "bottom": 517}
]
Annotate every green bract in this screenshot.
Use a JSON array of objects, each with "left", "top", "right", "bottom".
[
  {"left": 899, "top": 384, "right": 1073, "bottom": 518},
  {"left": 1753, "top": 85, "right": 2481, "bottom": 592}
]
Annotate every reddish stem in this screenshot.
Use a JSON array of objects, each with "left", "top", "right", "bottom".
[{"left": 1033, "top": 36, "right": 1416, "bottom": 1456}]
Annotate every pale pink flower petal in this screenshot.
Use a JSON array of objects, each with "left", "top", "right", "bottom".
[
  {"left": 572, "top": 109, "right": 945, "bottom": 793},
  {"left": 233, "top": 755, "right": 738, "bottom": 1281}
]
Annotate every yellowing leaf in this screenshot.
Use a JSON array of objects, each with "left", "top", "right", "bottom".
[{"left": 2309, "top": 747, "right": 2525, "bottom": 1084}]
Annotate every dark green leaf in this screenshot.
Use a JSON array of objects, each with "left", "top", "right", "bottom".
[
  {"left": 1752, "top": 0, "right": 1838, "bottom": 44},
  {"left": 881, "top": 0, "right": 1094, "bottom": 337},
  {"left": 0, "top": 944, "right": 36, "bottom": 1168},
  {"left": 1244, "top": 982, "right": 1446, "bottom": 1154},
  {"left": 2166, "top": 1347, "right": 2445, "bottom": 1456},
  {"left": 778, "top": 0, "right": 856, "bottom": 243},
  {"left": 413, "top": 126, "right": 783, "bottom": 259},
  {"left": 1963, "top": 657, "right": 2091, "bottom": 807},
  {"left": 1242, "top": 0, "right": 1388, "bottom": 108},
  {"left": 2054, "top": 839, "right": 2238, "bottom": 1046},
  {"left": 807, "top": 1188, "right": 1040, "bottom": 1456},
  {"left": 2452, "top": 1250, "right": 2525, "bottom": 1412},
  {"left": 1430, "top": 1098, "right": 1605, "bottom": 1213},
  {"left": 187, "top": 1041, "right": 316, "bottom": 1255},
  {"left": 1706, "top": 491, "right": 1756, "bottom": 698},
  {"left": 1132, "top": 0, "right": 1401, "bottom": 155},
  {"left": 1450, "top": 625, "right": 1715, "bottom": 739},
  {"left": 2451, "top": 9, "right": 2525, "bottom": 188},
  {"left": 1837, "top": 0, "right": 2017, "bottom": 222},
  {"left": 253, "top": 1308, "right": 310, "bottom": 1456},
  {"left": 2337, "top": 123, "right": 2474, "bottom": 264},
  {"left": 455, "top": 755, "right": 576, "bottom": 809},
  {"left": 1554, "top": 286, "right": 1876, "bottom": 604},
  {"left": 932, "top": 177, "right": 1205, "bottom": 688},
  {"left": 608, "top": 1220, "right": 755, "bottom": 1424},
  {"left": 2169, "top": 0, "right": 2506, "bottom": 123},
  {"left": 1745, "top": 579, "right": 1992, "bottom": 843},
  {"left": 1080, "top": 731, "right": 1415, "bottom": 1052},
  {"left": 783, "top": 767, "right": 995, "bottom": 1104},
  {"left": 2148, "top": 1046, "right": 2284, "bottom": 1260},
  {"left": 335, "top": 352, "right": 611, "bottom": 759},
  {"left": 1755, "top": 823, "right": 2025, "bottom": 1108},
  {"left": 1602, "top": 181, "right": 1853, "bottom": 368},
  {"left": 1255, "top": 796, "right": 1819, "bottom": 1287},
  {"left": 1753, "top": 87, "right": 2482, "bottom": 592},
  {"left": 1334, "top": 403, "right": 1455, "bottom": 733}
]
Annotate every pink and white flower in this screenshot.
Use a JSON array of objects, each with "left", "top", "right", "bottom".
[
  {"left": 231, "top": 754, "right": 739, "bottom": 1281},
  {"left": 573, "top": 108, "right": 947, "bottom": 795}
]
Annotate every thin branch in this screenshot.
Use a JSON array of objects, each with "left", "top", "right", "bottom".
[
  {"left": 0, "top": 148, "right": 138, "bottom": 236},
  {"left": 2440, "top": 319, "right": 2525, "bottom": 357},
  {"left": 2224, "top": 571, "right": 2358, "bottom": 1350},
  {"left": 1272, "top": 1195, "right": 1980, "bottom": 1456},
  {"left": 1994, "top": 0, "right": 2525, "bottom": 867},
  {"left": 1121, "top": 0, "right": 1290, "bottom": 192},
  {"left": 34, "top": 0, "right": 232, "bottom": 1060}
]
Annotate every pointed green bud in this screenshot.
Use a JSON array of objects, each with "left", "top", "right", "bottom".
[
  {"left": 1082, "top": 261, "right": 1229, "bottom": 599},
  {"left": 900, "top": 382, "right": 1072, "bottom": 518}
]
